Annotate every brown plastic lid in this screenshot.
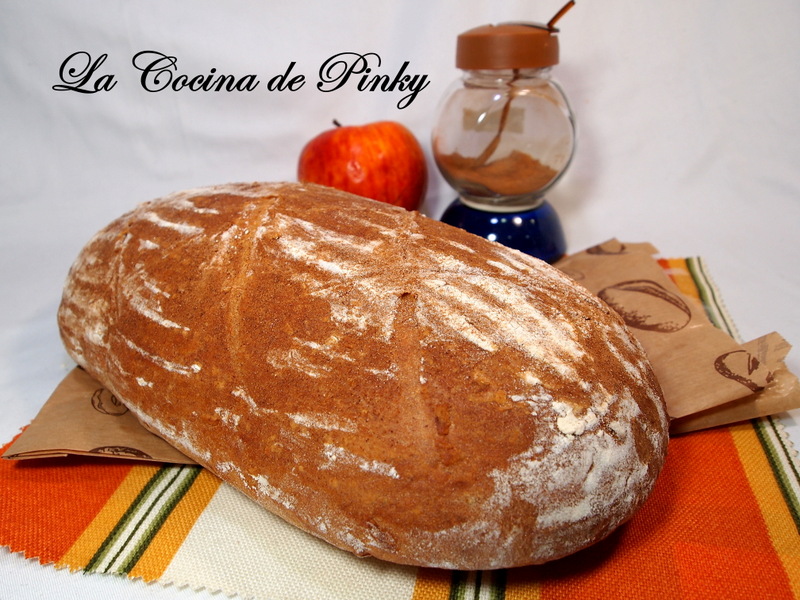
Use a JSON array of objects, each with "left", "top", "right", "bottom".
[
  {"left": 455, "top": 1, "right": 574, "bottom": 70},
  {"left": 456, "top": 22, "right": 559, "bottom": 70}
]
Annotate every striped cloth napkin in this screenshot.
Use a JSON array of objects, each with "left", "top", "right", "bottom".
[{"left": 2, "top": 257, "right": 799, "bottom": 599}]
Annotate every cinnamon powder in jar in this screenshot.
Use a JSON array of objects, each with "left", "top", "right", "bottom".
[{"left": 435, "top": 149, "right": 558, "bottom": 197}]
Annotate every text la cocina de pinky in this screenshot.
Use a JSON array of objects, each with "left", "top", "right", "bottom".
[{"left": 52, "top": 50, "right": 430, "bottom": 110}]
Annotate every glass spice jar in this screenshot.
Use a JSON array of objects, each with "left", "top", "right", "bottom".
[{"left": 433, "top": 2, "right": 575, "bottom": 262}]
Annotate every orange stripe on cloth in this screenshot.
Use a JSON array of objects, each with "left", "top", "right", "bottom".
[
  {"left": 730, "top": 423, "right": 800, "bottom": 596},
  {"left": 56, "top": 463, "right": 160, "bottom": 570},
  {"left": 411, "top": 567, "right": 454, "bottom": 600},
  {"left": 658, "top": 257, "right": 701, "bottom": 301},
  {"left": 128, "top": 468, "right": 222, "bottom": 581},
  {"left": 0, "top": 436, "right": 133, "bottom": 565},
  {"left": 505, "top": 426, "right": 797, "bottom": 600}
]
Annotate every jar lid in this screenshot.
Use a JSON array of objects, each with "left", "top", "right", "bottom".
[
  {"left": 456, "top": 23, "right": 559, "bottom": 70},
  {"left": 455, "top": 1, "right": 574, "bottom": 70}
]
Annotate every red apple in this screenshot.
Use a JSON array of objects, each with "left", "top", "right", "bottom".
[{"left": 297, "top": 120, "right": 427, "bottom": 211}]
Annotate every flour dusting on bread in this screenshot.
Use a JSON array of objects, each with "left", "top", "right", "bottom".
[{"left": 57, "top": 181, "right": 669, "bottom": 570}]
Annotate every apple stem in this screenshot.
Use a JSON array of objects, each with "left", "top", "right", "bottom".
[{"left": 333, "top": 119, "right": 342, "bottom": 127}]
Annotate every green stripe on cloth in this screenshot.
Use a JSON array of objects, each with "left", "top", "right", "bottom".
[
  {"left": 685, "top": 256, "right": 800, "bottom": 532},
  {"left": 448, "top": 570, "right": 506, "bottom": 600},
  {"left": 685, "top": 256, "right": 740, "bottom": 338},
  {"left": 85, "top": 465, "right": 201, "bottom": 575},
  {"left": 449, "top": 571, "right": 467, "bottom": 600},
  {"left": 753, "top": 416, "right": 800, "bottom": 532},
  {"left": 473, "top": 571, "right": 484, "bottom": 600},
  {"left": 489, "top": 569, "right": 507, "bottom": 600}
]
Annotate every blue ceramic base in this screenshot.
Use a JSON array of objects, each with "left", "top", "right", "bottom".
[{"left": 440, "top": 198, "right": 567, "bottom": 264}]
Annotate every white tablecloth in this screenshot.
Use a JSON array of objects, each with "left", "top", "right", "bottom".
[{"left": 2, "top": 1, "right": 799, "bottom": 598}]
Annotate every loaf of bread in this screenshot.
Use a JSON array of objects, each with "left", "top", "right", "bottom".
[{"left": 57, "top": 181, "right": 668, "bottom": 570}]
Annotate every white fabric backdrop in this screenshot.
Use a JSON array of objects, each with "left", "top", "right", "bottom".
[{"left": 2, "top": 1, "right": 799, "bottom": 597}]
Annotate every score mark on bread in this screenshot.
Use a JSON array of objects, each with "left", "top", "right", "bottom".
[{"left": 57, "top": 182, "right": 669, "bottom": 570}]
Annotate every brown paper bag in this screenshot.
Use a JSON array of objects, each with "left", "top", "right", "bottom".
[
  {"left": 3, "top": 367, "right": 195, "bottom": 464},
  {"left": 670, "top": 367, "right": 800, "bottom": 434},
  {"left": 556, "top": 240, "right": 800, "bottom": 432}
]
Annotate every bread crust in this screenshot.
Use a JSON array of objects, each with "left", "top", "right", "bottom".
[{"left": 57, "top": 182, "right": 668, "bottom": 569}]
